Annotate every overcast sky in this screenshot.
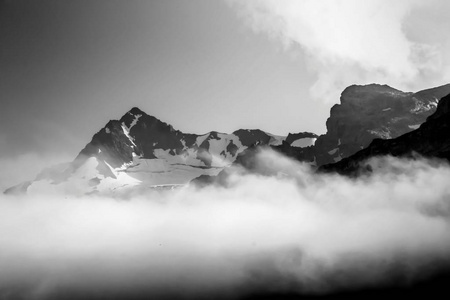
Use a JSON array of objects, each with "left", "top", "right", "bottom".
[{"left": 1, "top": 0, "right": 450, "bottom": 163}]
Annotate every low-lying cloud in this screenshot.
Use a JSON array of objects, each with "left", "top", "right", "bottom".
[
  {"left": 227, "top": 0, "right": 450, "bottom": 103},
  {"left": 0, "top": 152, "right": 73, "bottom": 192},
  {"left": 1, "top": 149, "right": 450, "bottom": 299}
]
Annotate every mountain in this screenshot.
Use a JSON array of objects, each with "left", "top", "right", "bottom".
[
  {"left": 4, "top": 108, "right": 316, "bottom": 196},
  {"left": 5, "top": 83, "right": 450, "bottom": 195},
  {"left": 311, "top": 83, "right": 450, "bottom": 165},
  {"left": 320, "top": 92, "right": 450, "bottom": 175},
  {"left": 226, "top": 83, "right": 450, "bottom": 170}
]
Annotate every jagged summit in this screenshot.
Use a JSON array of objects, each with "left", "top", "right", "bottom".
[
  {"left": 128, "top": 106, "right": 146, "bottom": 115},
  {"left": 6, "top": 105, "right": 317, "bottom": 195},
  {"left": 5, "top": 82, "right": 450, "bottom": 196}
]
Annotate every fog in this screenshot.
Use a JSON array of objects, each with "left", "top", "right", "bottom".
[{"left": 1, "top": 150, "right": 450, "bottom": 299}]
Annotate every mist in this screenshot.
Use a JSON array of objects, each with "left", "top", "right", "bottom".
[
  {"left": 1, "top": 149, "right": 450, "bottom": 299},
  {"left": 0, "top": 152, "right": 73, "bottom": 192}
]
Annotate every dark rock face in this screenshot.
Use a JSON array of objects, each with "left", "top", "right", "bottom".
[
  {"left": 6, "top": 104, "right": 321, "bottom": 194},
  {"left": 192, "top": 83, "right": 450, "bottom": 185},
  {"left": 76, "top": 107, "right": 194, "bottom": 169},
  {"left": 77, "top": 120, "right": 135, "bottom": 168},
  {"left": 76, "top": 110, "right": 299, "bottom": 174},
  {"left": 320, "top": 93, "right": 450, "bottom": 175},
  {"left": 313, "top": 83, "right": 450, "bottom": 166},
  {"left": 72, "top": 83, "right": 450, "bottom": 187},
  {"left": 6, "top": 83, "right": 450, "bottom": 194}
]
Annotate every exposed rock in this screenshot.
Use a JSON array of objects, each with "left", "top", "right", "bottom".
[
  {"left": 6, "top": 107, "right": 315, "bottom": 195},
  {"left": 6, "top": 83, "right": 450, "bottom": 195},
  {"left": 320, "top": 93, "right": 450, "bottom": 176},
  {"left": 313, "top": 83, "right": 450, "bottom": 165}
]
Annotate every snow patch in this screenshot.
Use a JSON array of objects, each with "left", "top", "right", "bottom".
[
  {"left": 105, "top": 127, "right": 110, "bottom": 134},
  {"left": 126, "top": 152, "right": 223, "bottom": 186},
  {"left": 121, "top": 123, "right": 136, "bottom": 147},
  {"left": 333, "top": 154, "right": 342, "bottom": 162},
  {"left": 26, "top": 157, "right": 140, "bottom": 196},
  {"left": 208, "top": 134, "right": 236, "bottom": 166},
  {"left": 291, "top": 138, "right": 316, "bottom": 148},
  {"left": 410, "top": 97, "right": 439, "bottom": 114},
  {"left": 128, "top": 114, "right": 142, "bottom": 130},
  {"left": 154, "top": 149, "right": 206, "bottom": 167},
  {"left": 328, "top": 148, "right": 338, "bottom": 155},
  {"left": 181, "top": 139, "right": 187, "bottom": 150},
  {"left": 368, "top": 128, "right": 392, "bottom": 139},
  {"left": 408, "top": 124, "right": 420, "bottom": 130}
]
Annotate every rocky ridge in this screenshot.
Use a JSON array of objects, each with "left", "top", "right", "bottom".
[
  {"left": 5, "top": 83, "right": 450, "bottom": 195},
  {"left": 5, "top": 108, "right": 316, "bottom": 196},
  {"left": 320, "top": 93, "right": 450, "bottom": 175}
]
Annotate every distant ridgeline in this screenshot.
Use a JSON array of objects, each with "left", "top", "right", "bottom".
[{"left": 5, "top": 83, "right": 450, "bottom": 195}]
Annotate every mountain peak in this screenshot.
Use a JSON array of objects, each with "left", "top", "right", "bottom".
[
  {"left": 341, "top": 84, "right": 405, "bottom": 102},
  {"left": 119, "top": 107, "right": 153, "bottom": 129},
  {"left": 127, "top": 107, "right": 146, "bottom": 116},
  {"left": 7, "top": 82, "right": 450, "bottom": 196}
]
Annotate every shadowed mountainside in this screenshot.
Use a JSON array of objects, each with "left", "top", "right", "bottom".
[{"left": 320, "top": 93, "right": 450, "bottom": 175}]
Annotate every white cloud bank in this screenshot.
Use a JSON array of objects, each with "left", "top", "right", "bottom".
[
  {"left": 227, "top": 0, "right": 450, "bottom": 103},
  {"left": 1, "top": 149, "right": 450, "bottom": 299}
]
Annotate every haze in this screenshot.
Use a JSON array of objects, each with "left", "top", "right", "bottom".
[{"left": 1, "top": 150, "right": 450, "bottom": 299}]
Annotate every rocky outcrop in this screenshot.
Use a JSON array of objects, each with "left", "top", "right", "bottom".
[
  {"left": 312, "top": 83, "right": 450, "bottom": 166},
  {"left": 6, "top": 83, "right": 450, "bottom": 195},
  {"left": 320, "top": 93, "right": 450, "bottom": 176}
]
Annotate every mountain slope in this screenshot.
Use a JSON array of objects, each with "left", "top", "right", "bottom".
[
  {"left": 5, "top": 83, "right": 450, "bottom": 195},
  {"left": 312, "top": 83, "right": 450, "bottom": 165},
  {"left": 5, "top": 108, "right": 316, "bottom": 196},
  {"left": 320, "top": 93, "right": 450, "bottom": 175},
  {"left": 228, "top": 83, "right": 450, "bottom": 170}
]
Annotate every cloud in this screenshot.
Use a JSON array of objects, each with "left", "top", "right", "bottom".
[
  {"left": 0, "top": 152, "right": 73, "bottom": 191},
  {"left": 1, "top": 149, "right": 450, "bottom": 299},
  {"left": 227, "top": 0, "right": 450, "bottom": 102}
]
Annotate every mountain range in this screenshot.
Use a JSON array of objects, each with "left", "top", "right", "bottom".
[{"left": 5, "top": 83, "right": 450, "bottom": 196}]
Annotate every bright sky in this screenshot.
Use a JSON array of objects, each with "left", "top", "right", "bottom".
[{"left": 1, "top": 0, "right": 450, "bottom": 164}]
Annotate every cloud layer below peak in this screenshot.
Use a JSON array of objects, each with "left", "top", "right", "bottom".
[{"left": 1, "top": 150, "right": 450, "bottom": 299}]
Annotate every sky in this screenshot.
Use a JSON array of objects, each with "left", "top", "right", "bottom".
[{"left": 1, "top": 0, "right": 450, "bottom": 164}]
